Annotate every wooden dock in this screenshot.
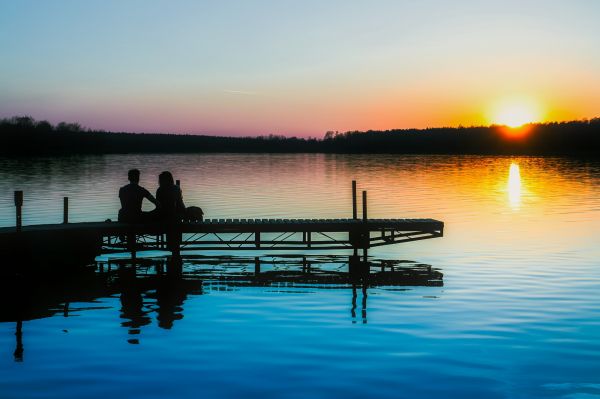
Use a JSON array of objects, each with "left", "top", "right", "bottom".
[
  {"left": 0, "top": 217, "right": 443, "bottom": 261},
  {"left": 1, "top": 182, "right": 443, "bottom": 266}
]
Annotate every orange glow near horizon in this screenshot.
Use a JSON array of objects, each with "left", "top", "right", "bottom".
[{"left": 499, "top": 124, "right": 534, "bottom": 139}]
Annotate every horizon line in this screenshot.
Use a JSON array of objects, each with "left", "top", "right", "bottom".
[{"left": 2, "top": 114, "right": 599, "bottom": 139}]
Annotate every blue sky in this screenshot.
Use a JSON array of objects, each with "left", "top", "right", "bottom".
[{"left": 1, "top": 0, "right": 599, "bottom": 135}]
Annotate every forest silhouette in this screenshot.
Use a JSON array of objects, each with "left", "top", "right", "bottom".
[{"left": 2, "top": 116, "right": 599, "bottom": 156}]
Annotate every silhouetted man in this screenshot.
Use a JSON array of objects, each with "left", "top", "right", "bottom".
[{"left": 118, "top": 169, "right": 158, "bottom": 223}]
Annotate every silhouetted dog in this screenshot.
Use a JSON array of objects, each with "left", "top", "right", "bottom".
[{"left": 184, "top": 206, "right": 204, "bottom": 222}]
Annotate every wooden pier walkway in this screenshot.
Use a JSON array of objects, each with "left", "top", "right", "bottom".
[
  {"left": 1, "top": 182, "right": 443, "bottom": 266},
  {"left": 0, "top": 217, "right": 443, "bottom": 258}
]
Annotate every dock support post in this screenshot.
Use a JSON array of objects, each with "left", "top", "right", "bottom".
[
  {"left": 128, "top": 232, "right": 136, "bottom": 260},
  {"left": 362, "top": 190, "right": 368, "bottom": 258},
  {"left": 362, "top": 190, "right": 367, "bottom": 222},
  {"left": 172, "top": 228, "right": 181, "bottom": 258},
  {"left": 168, "top": 256, "right": 182, "bottom": 276},
  {"left": 14, "top": 191, "right": 23, "bottom": 232},
  {"left": 176, "top": 179, "right": 180, "bottom": 187},
  {"left": 352, "top": 180, "right": 357, "bottom": 219},
  {"left": 255, "top": 232, "right": 261, "bottom": 248},
  {"left": 63, "top": 197, "right": 69, "bottom": 224},
  {"left": 363, "top": 191, "right": 371, "bottom": 265},
  {"left": 302, "top": 256, "right": 307, "bottom": 273},
  {"left": 349, "top": 254, "right": 369, "bottom": 278},
  {"left": 254, "top": 257, "right": 261, "bottom": 275},
  {"left": 302, "top": 231, "right": 312, "bottom": 247}
]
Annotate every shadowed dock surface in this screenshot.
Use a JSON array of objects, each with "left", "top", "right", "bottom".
[
  {"left": 0, "top": 218, "right": 443, "bottom": 234},
  {"left": 0, "top": 218, "right": 443, "bottom": 265}
]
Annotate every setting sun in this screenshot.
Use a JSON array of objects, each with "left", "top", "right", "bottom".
[{"left": 490, "top": 99, "right": 542, "bottom": 128}]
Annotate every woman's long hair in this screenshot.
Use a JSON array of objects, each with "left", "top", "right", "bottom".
[{"left": 158, "top": 171, "right": 175, "bottom": 188}]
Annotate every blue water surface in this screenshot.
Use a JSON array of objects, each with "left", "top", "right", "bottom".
[{"left": 0, "top": 154, "right": 599, "bottom": 399}]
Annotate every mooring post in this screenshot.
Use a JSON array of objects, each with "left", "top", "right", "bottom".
[
  {"left": 14, "top": 191, "right": 23, "bottom": 232},
  {"left": 362, "top": 191, "right": 368, "bottom": 262},
  {"left": 128, "top": 232, "right": 136, "bottom": 260},
  {"left": 362, "top": 190, "right": 367, "bottom": 222},
  {"left": 63, "top": 197, "right": 69, "bottom": 224},
  {"left": 352, "top": 180, "right": 357, "bottom": 219},
  {"left": 349, "top": 254, "right": 359, "bottom": 275},
  {"left": 254, "top": 257, "right": 261, "bottom": 275},
  {"left": 176, "top": 179, "right": 180, "bottom": 187},
  {"left": 168, "top": 255, "right": 182, "bottom": 276}
]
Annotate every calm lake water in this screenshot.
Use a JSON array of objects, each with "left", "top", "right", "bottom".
[{"left": 1, "top": 154, "right": 600, "bottom": 399}]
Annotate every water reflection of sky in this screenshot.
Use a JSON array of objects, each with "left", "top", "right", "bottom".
[
  {"left": 3, "top": 256, "right": 443, "bottom": 347},
  {"left": 0, "top": 155, "right": 599, "bottom": 398}
]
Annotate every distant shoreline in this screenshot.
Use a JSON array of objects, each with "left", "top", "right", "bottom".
[{"left": 2, "top": 116, "right": 600, "bottom": 157}]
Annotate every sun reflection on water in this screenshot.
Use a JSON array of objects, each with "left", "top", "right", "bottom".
[{"left": 508, "top": 162, "right": 521, "bottom": 209}]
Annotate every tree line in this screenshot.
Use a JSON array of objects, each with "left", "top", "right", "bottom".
[{"left": 2, "top": 115, "right": 599, "bottom": 156}]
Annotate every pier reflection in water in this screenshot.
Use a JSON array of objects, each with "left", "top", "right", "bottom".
[{"left": 0, "top": 255, "right": 442, "bottom": 360}]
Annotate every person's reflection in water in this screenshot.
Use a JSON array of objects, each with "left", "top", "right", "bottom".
[
  {"left": 14, "top": 320, "right": 23, "bottom": 362},
  {"left": 118, "top": 266, "right": 151, "bottom": 343},
  {"left": 153, "top": 258, "right": 186, "bottom": 329}
]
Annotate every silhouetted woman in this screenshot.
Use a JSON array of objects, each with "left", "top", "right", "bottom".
[
  {"left": 156, "top": 171, "right": 185, "bottom": 252},
  {"left": 156, "top": 171, "right": 186, "bottom": 221}
]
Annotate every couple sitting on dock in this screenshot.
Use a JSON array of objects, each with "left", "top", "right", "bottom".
[{"left": 118, "top": 169, "right": 202, "bottom": 224}]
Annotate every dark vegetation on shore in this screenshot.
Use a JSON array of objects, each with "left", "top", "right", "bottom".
[{"left": 2, "top": 116, "right": 600, "bottom": 156}]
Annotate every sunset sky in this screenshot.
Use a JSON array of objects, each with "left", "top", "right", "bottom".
[{"left": 1, "top": 0, "right": 599, "bottom": 136}]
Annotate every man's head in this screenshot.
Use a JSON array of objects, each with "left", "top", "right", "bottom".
[{"left": 128, "top": 169, "right": 140, "bottom": 184}]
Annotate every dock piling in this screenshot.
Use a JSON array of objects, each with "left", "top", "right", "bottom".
[
  {"left": 352, "top": 180, "right": 357, "bottom": 219},
  {"left": 254, "top": 257, "right": 261, "bottom": 275},
  {"left": 14, "top": 191, "right": 23, "bottom": 232},
  {"left": 362, "top": 191, "right": 369, "bottom": 258},
  {"left": 362, "top": 190, "right": 367, "bottom": 222},
  {"left": 63, "top": 197, "right": 69, "bottom": 224}
]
